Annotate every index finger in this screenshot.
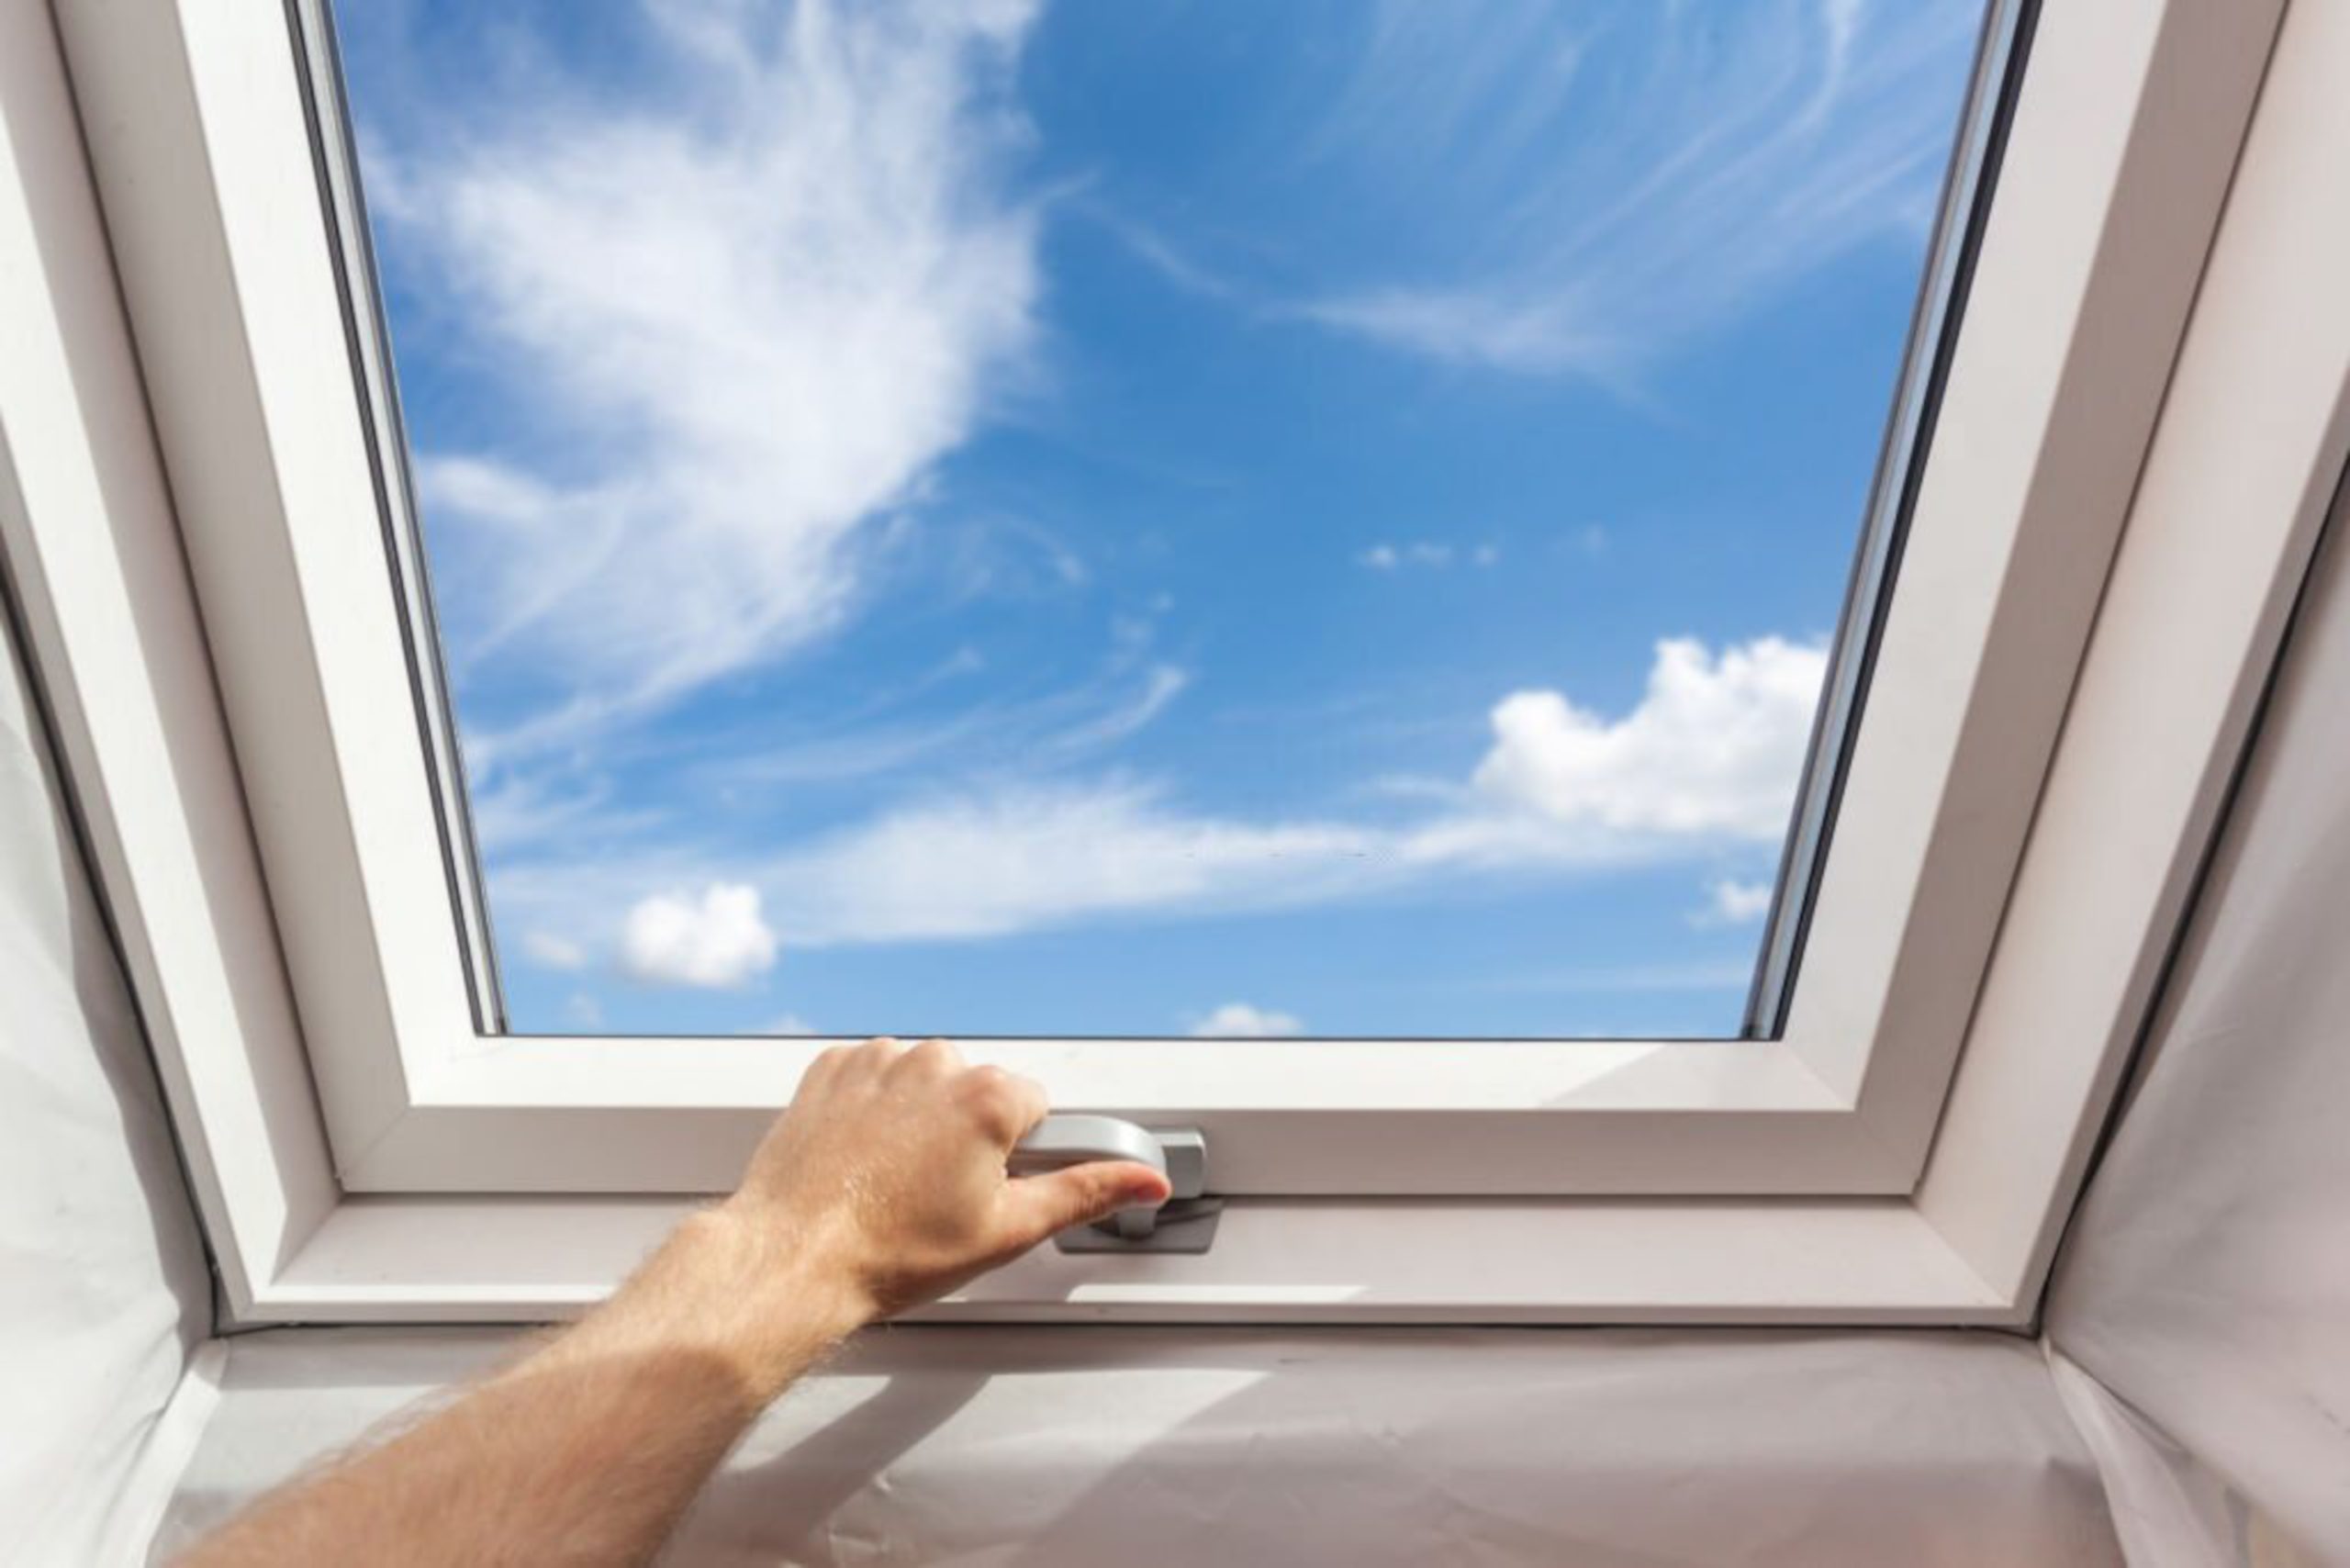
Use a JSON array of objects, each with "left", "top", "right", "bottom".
[
  {"left": 999, "top": 1069, "right": 1049, "bottom": 1138},
  {"left": 957, "top": 1064, "right": 1051, "bottom": 1147}
]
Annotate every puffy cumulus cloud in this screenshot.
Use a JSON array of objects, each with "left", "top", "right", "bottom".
[
  {"left": 620, "top": 882, "right": 779, "bottom": 989},
  {"left": 1190, "top": 1002, "right": 1304, "bottom": 1038},
  {"left": 1473, "top": 637, "right": 1827, "bottom": 839},
  {"left": 375, "top": 0, "right": 1046, "bottom": 727},
  {"left": 1696, "top": 877, "right": 1775, "bottom": 927}
]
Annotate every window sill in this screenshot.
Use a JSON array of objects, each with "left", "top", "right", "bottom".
[{"left": 258, "top": 1193, "right": 2014, "bottom": 1327}]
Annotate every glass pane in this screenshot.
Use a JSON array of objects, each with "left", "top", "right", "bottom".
[{"left": 328, "top": 0, "right": 1995, "bottom": 1039}]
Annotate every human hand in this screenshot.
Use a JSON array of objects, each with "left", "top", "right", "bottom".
[{"left": 721, "top": 1037, "right": 1172, "bottom": 1326}]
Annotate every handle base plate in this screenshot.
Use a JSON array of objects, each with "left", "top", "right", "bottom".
[{"left": 1053, "top": 1198, "right": 1225, "bottom": 1255}]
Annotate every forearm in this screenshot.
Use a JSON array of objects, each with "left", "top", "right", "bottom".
[
  {"left": 178, "top": 1038, "right": 1164, "bottom": 1566},
  {"left": 180, "top": 1209, "right": 864, "bottom": 1568}
]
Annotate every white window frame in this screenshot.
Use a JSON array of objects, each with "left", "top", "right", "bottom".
[
  {"left": 5, "top": 0, "right": 2345, "bottom": 1324},
  {"left": 13, "top": 0, "right": 2211, "bottom": 1199}
]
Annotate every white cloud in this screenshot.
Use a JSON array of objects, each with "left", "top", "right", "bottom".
[
  {"left": 1312, "top": 291, "right": 1617, "bottom": 377},
  {"left": 490, "top": 778, "right": 1586, "bottom": 956},
  {"left": 1359, "top": 541, "right": 1496, "bottom": 572},
  {"left": 1040, "top": 665, "right": 1191, "bottom": 756},
  {"left": 1302, "top": 0, "right": 1980, "bottom": 377},
  {"left": 520, "top": 930, "right": 588, "bottom": 971},
  {"left": 1191, "top": 1002, "right": 1304, "bottom": 1038},
  {"left": 693, "top": 637, "right": 1189, "bottom": 790},
  {"left": 371, "top": 0, "right": 1046, "bottom": 729},
  {"left": 620, "top": 882, "right": 779, "bottom": 989},
  {"left": 757, "top": 783, "right": 1382, "bottom": 945},
  {"left": 1473, "top": 637, "right": 1826, "bottom": 838},
  {"left": 742, "top": 636, "right": 1818, "bottom": 943},
  {"left": 1091, "top": 207, "right": 1244, "bottom": 303},
  {"left": 467, "top": 771, "right": 666, "bottom": 857},
  {"left": 1695, "top": 878, "right": 1775, "bottom": 927},
  {"left": 489, "top": 635, "right": 1824, "bottom": 954}
]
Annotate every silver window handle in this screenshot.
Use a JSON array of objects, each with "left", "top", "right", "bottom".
[{"left": 1008, "top": 1114, "right": 1217, "bottom": 1251}]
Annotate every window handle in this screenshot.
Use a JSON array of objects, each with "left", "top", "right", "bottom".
[{"left": 1008, "top": 1114, "right": 1219, "bottom": 1252}]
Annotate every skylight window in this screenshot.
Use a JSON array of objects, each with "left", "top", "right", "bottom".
[
  {"left": 333, "top": 0, "right": 1989, "bottom": 1040},
  {"left": 39, "top": 0, "right": 2297, "bottom": 1315}
]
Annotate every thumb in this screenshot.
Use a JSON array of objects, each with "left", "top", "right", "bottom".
[{"left": 999, "top": 1159, "right": 1172, "bottom": 1249}]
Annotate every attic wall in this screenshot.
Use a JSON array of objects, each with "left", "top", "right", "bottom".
[
  {"left": 0, "top": 547, "right": 209, "bottom": 1558},
  {"left": 2046, "top": 501, "right": 2350, "bottom": 1560}
]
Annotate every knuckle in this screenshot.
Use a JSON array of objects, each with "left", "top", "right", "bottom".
[
  {"left": 957, "top": 1066, "right": 1024, "bottom": 1133},
  {"left": 903, "top": 1037, "right": 962, "bottom": 1075}
]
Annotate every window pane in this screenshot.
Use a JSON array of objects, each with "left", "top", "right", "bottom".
[{"left": 329, "top": 0, "right": 1993, "bottom": 1039}]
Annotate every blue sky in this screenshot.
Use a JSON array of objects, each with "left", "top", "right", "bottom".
[{"left": 338, "top": 0, "right": 1985, "bottom": 1039}]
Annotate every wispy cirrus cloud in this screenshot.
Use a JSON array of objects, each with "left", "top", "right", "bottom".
[
  {"left": 753, "top": 780, "right": 1388, "bottom": 945},
  {"left": 686, "top": 629, "right": 1189, "bottom": 793},
  {"left": 1295, "top": 0, "right": 1980, "bottom": 377},
  {"left": 491, "top": 634, "right": 1823, "bottom": 959},
  {"left": 365, "top": 0, "right": 1048, "bottom": 734}
]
